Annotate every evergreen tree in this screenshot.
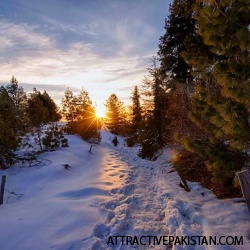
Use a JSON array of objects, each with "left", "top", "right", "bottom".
[
  {"left": 27, "top": 90, "right": 60, "bottom": 127},
  {"left": 6, "top": 76, "right": 27, "bottom": 110},
  {"left": 26, "top": 89, "right": 61, "bottom": 150},
  {"left": 105, "top": 94, "right": 126, "bottom": 134},
  {"left": 131, "top": 86, "right": 142, "bottom": 135},
  {"left": 139, "top": 62, "right": 169, "bottom": 159},
  {"left": 152, "top": 75, "right": 169, "bottom": 146},
  {"left": 39, "top": 91, "right": 61, "bottom": 122},
  {"left": 61, "top": 88, "right": 100, "bottom": 141},
  {"left": 182, "top": 0, "right": 250, "bottom": 185},
  {"left": 158, "top": 0, "right": 195, "bottom": 85},
  {"left": 42, "top": 123, "right": 68, "bottom": 150},
  {"left": 6, "top": 76, "right": 28, "bottom": 131},
  {"left": 76, "top": 89, "right": 94, "bottom": 121},
  {"left": 0, "top": 87, "right": 20, "bottom": 166},
  {"left": 74, "top": 89, "right": 99, "bottom": 141},
  {"left": 61, "top": 88, "right": 79, "bottom": 123},
  {"left": 157, "top": 0, "right": 206, "bottom": 143},
  {"left": 26, "top": 89, "right": 50, "bottom": 151}
]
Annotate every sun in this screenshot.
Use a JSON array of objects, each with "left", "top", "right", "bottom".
[{"left": 95, "top": 105, "right": 106, "bottom": 118}]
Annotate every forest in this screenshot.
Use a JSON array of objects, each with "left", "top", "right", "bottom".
[{"left": 0, "top": 0, "right": 249, "bottom": 199}]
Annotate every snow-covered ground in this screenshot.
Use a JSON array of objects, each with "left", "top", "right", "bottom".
[{"left": 0, "top": 130, "right": 250, "bottom": 250}]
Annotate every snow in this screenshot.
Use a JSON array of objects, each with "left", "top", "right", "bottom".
[{"left": 0, "top": 130, "right": 250, "bottom": 249}]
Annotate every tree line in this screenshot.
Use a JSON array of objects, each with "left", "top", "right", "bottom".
[
  {"left": 103, "top": 0, "right": 249, "bottom": 196},
  {"left": 122, "top": 0, "right": 249, "bottom": 196},
  {"left": 0, "top": 77, "right": 105, "bottom": 168},
  {"left": 0, "top": 76, "right": 129, "bottom": 168},
  {"left": 159, "top": 0, "right": 249, "bottom": 193},
  {"left": 0, "top": 77, "right": 64, "bottom": 168}
]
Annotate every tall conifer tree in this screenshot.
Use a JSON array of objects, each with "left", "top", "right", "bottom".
[
  {"left": 131, "top": 86, "right": 142, "bottom": 135},
  {"left": 0, "top": 86, "right": 19, "bottom": 166},
  {"left": 6, "top": 76, "right": 28, "bottom": 131},
  {"left": 139, "top": 62, "right": 169, "bottom": 159},
  {"left": 182, "top": 0, "right": 250, "bottom": 185},
  {"left": 158, "top": 0, "right": 195, "bottom": 85},
  {"left": 61, "top": 88, "right": 99, "bottom": 141},
  {"left": 105, "top": 94, "right": 126, "bottom": 135},
  {"left": 157, "top": 0, "right": 201, "bottom": 143},
  {"left": 61, "top": 88, "right": 79, "bottom": 123}
]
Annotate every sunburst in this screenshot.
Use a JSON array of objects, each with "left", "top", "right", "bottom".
[
  {"left": 79, "top": 105, "right": 108, "bottom": 133},
  {"left": 95, "top": 105, "right": 106, "bottom": 118}
]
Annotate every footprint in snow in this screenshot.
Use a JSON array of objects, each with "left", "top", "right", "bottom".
[
  {"left": 102, "top": 182, "right": 113, "bottom": 186},
  {"left": 119, "top": 169, "right": 127, "bottom": 173},
  {"left": 109, "top": 173, "right": 117, "bottom": 177}
]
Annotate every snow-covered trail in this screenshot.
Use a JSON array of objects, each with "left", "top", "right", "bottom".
[
  {"left": 90, "top": 132, "right": 250, "bottom": 250},
  {"left": 91, "top": 140, "right": 203, "bottom": 250},
  {"left": 0, "top": 133, "right": 134, "bottom": 250},
  {"left": 0, "top": 131, "right": 250, "bottom": 250}
]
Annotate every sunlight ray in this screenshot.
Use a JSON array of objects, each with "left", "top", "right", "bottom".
[
  {"left": 82, "top": 117, "right": 97, "bottom": 134},
  {"left": 76, "top": 115, "right": 96, "bottom": 122}
]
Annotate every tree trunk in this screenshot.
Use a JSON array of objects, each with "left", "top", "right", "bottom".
[
  {"left": 37, "top": 127, "right": 43, "bottom": 151},
  {"left": 0, "top": 175, "right": 6, "bottom": 205}
]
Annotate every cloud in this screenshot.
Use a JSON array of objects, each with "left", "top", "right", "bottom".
[
  {"left": 20, "top": 83, "right": 79, "bottom": 93},
  {"left": 40, "top": 16, "right": 98, "bottom": 37},
  {"left": 0, "top": 19, "right": 150, "bottom": 106},
  {"left": 0, "top": 20, "right": 151, "bottom": 79},
  {"left": 0, "top": 20, "right": 52, "bottom": 54},
  {"left": 0, "top": 0, "right": 170, "bottom": 107}
]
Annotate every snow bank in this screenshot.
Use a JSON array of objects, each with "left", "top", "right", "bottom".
[
  {"left": 91, "top": 135, "right": 250, "bottom": 250},
  {"left": 1, "top": 130, "right": 250, "bottom": 250},
  {"left": 0, "top": 133, "right": 128, "bottom": 250}
]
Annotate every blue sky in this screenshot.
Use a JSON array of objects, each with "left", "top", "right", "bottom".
[{"left": 0, "top": 0, "right": 171, "bottom": 112}]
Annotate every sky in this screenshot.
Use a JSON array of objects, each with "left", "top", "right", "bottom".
[{"left": 0, "top": 0, "right": 171, "bottom": 115}]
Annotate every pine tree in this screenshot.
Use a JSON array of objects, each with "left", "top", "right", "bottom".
[
  {"left": 158, "top": 0, "right": 195, "bottom": 85},
  {"left": 74, "top": 89, "right": 99, "bottom": 141},
  {"left": 40, "top": 91, "right": 61, "bottom": 122},
  {"left": 139, "top": 61, "right": 169, "bottom": 159},
  {"left": 131, "top": 86, "right": 142, "bottom": 135},
  {"left": 26, "top": 89, "right": 50, "bottom": 151},
  {"left": 6, "top": 76, "right": 27, "bottom": 110},
  {"left": 61, "top": 88, "right": 79, "bottom": 123},
  {"left": 153, "top": 76, "right": 169, "bottom": 146},
  {"left": 6, "top": 76, "right": 28, "bottom": 132},
  {"left": 27, "top": 89, "right": 60, "bottom": 127},
  {"left": 76, "top": 89, "right": 94, "bottom": 121},
  {"left": 105, "top": 94, "right": 126, "bottom": 135},
  {"left": 157, "top": 0, "right": 202, "bottom": 143},
  {"left": 61, "top": 88, "right": 100, "bottom": 141},
  {"left": 0, "top": 86, "right": 20, "bottom": 166},
  {"left": 182, "top": 0, "right": 250, "bottom": 186},
  {"left": 42, "top": 123, "right": 68, "bottom": 150}
]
